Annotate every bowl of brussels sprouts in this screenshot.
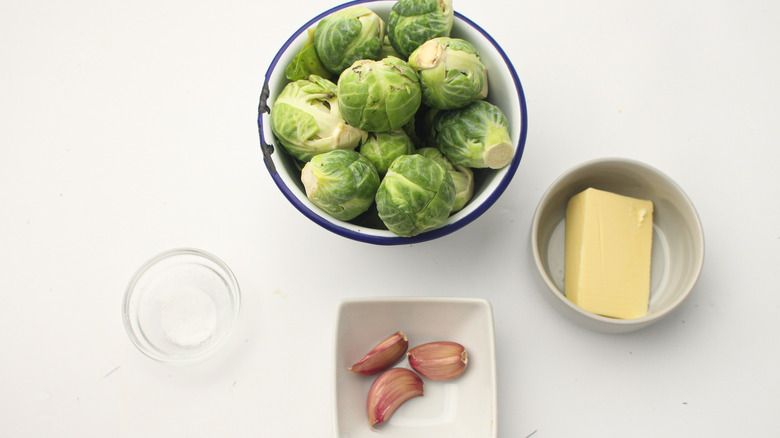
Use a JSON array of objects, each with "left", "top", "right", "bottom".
[{"left": 258, "top": 0, "right": 527, "bottom": 245}]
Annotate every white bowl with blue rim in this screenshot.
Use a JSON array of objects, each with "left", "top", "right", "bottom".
[{"left": 257, "top": 0, "right": 528, "bottom": 245}]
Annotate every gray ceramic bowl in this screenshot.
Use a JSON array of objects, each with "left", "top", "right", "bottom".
[{"left": 531, "top": 158, "right": 704, "bottom": 333}]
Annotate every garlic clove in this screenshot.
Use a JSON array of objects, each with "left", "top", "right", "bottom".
[
  {"left": 407, "top": 341, "right": 468, "bottom": 381},
  {"left": 349, "top": 331, "right": 409, "bottom": 376},
  {"left": 367, "top": 367, "right": 424, "bottom": 428}
]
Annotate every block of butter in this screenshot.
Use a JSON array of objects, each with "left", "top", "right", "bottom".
[{"left": 564, "top": 187, "right": 654, "bottom": 319}]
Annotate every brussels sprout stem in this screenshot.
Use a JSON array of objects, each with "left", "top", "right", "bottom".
[
  {"left": 483, "top": 129, "right": 514, "bottom": 169},
  {"left": 414, "top": 40, "right": 443, "bottom": 68},
  {"left": 301, "top": 162, "right": 318, "bottom": 197}
]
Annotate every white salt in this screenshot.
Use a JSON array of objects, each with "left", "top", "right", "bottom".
[{"left": 158, "top": 286, "right": 218, "bottom": 347}]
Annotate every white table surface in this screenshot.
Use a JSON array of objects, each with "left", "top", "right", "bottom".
[{"left": 2, "top": 0, "right": 778, "bottom": 436}]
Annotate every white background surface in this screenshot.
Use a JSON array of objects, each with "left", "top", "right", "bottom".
[{"left": 2, "top": 0, "right": 778, "bottom": 436}]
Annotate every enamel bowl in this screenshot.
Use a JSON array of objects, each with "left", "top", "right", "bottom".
[
  {"left": 257, "top": 0, "right": 527, "bottom": 245},
  {"left": 531, "top": 158, "right": 705, "bottom": 333}
]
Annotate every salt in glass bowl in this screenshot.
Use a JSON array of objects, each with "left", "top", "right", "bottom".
[{"left": 122, "top": 248, "right": 241, "bottom": 364}]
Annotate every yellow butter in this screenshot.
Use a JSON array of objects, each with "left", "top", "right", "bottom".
[{"left": 564, "top": 188, "right": 654, "bottom": 319}]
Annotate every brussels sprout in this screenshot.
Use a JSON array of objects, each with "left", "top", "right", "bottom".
[
  {"left": 359, "top": 130, "right": 417, "bottom": 176},
  {"left": 431, "top": 100, "right": 514, "bottom": 169},
  {"left": 387, "top": 0, "right": 454, "bottom": 58},
  {"left": 376, "top": 154, "right": 455, "bottom": 237},
  {"left": 286, "top": 27, "right": 332, "bottom": 81},
  {"left": 314, "top": 6, "right": 385, "bottom": 76},
  {"left": 401, "top": 115, "right": 422, "bottom": 147},
  {"left": 301, "top": 149, "right": 380, "bottom": 221},
  {"left": 417, "top": 147, "right": 474, "bottom": 212},
  {"left": 380, "top": 34, "right": 402, "bottom": 59},
  {"left": 270, "top": 75, "right": 367, "bottom": 162},
  {"left": 337, "top": 57, "right": 422, "bottom": 132},
  {"left": 408, "top": 37, "right": 488, "bottom": 110},
  {"left": 414, "top": 104, "right": 440, "bottom": 147}
]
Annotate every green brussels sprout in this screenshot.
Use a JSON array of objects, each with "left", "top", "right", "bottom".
[
  {"left": 359, "top": 130, "right": 417, "bottom": 176},
  {"left": 286, "top": 27, "right": 332, "bottom": 82},
  {"left": 431, "top": 100, "right": 514, "bottom": 169},
  {"left": 375, "top": 154, "right": 455, "bottom": 237},
  {"left": 301, "top": 149, "right": 380, "bottom": 221},
  {"left": 314, "top": 6, "right": 385, "bottom": 76},
  {"left": 380, "top": 34, "right": 402, "bottom": 59},
  {"left": 413, "top": 104, "right": 440, "bottom": 147},
  {"left": 408, "top": 37, "right": 488, "bottom": 110},
  {"left": 270, "top": 75, "right": 367, "bottom": 162},
  {"left": 387, "top": 0, "right": 454, "bottom": 58},
  {"left": 417, "top": 147, "right": 474, "bottom": 212},
  {"left": 401, "top": 115, "right": 422, "bottom": 147},
  {"left": 337, "top": 57, "right": 422, "bottom": 132}
]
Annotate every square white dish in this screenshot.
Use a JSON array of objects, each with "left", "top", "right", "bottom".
[{"left": 333, "top": 297, "right": 497, "bottom": 437}]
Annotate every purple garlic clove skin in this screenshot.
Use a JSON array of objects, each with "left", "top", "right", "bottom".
[
  {"left": 349, "top": 331, "right": 409, "bottom": 376},
  {"left": 367, "top": 367, "right": 424, "bottom": 428},
  {"left": 407, "top": 341, "right": 468, "bottom": 381}
]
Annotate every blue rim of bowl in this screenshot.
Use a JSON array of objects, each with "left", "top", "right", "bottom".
[{"left": 257, "top": 0, "right": 528, "bottom": 245}]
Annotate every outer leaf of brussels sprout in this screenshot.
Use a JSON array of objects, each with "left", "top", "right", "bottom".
[
  {"left": 416, "top": 147, "right": 474, "bottom": 212},
  {"left": 415, "top": 105, "right": 440, "bottom": 147},
  {"left": 314, "top": 6, "right": 385, "bottom": 75},
  {"left": 380, "top": 34, "right": 402, "bottom": 59},
  {"left": 359, "top": 130, "right": 417, "bottom": 176},
  {"left": 408, "top": 37, "right": 488, "bottom": 110},
  {"left": 301, "top": 149, "right": 380, "bottom": 221},
  {"left": 387, "top": 0, "right": 454, "bottom": 58},
  {"left": 286, "top": 27, "right": 332, "bottom": 81},
  {"left": 375, "top": 154, "right": 455, "bottom": 237},
  {"left": 433, "top": 100, "right": 514, "bottom": 169},
  {"left": 270, "top": 75, "right": 367, "bottom": 162},
  {"left": 401, "top": 114, "right": 422, "bottom": 147},
  {"left": 337, "top": 57, "right": 422, "bottom": 132}
]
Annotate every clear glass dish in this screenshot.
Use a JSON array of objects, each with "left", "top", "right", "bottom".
[{"left": 122, "top": 248, "right": 241, "bottom": 364}]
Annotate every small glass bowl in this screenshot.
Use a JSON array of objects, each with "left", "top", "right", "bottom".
[{"left": 122, "top": 248, "right": 241, "bottom": 364}]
